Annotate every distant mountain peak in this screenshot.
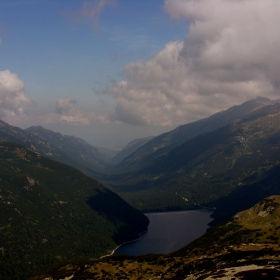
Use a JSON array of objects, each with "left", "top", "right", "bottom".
[{"left": 26, "top": 125, "right": 112, "bottom": 170}]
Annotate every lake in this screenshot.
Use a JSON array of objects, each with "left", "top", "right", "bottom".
[{"left": 114, "top": 210, "right": 213, "bottom": 256}]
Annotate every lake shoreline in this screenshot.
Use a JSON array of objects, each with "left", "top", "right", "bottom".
[
  {"left": 100, "top": 230, "right": 148, "bottom": 259},
  {"left": 113, "top": 209, "right": 213, "bottom": 256},
  {"left": 144, "top": 208, "right": 213, "bottom": 215}
]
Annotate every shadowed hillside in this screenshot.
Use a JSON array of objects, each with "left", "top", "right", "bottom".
[{"left": 0, "top": 142, "right": 148, "bottom": 280}]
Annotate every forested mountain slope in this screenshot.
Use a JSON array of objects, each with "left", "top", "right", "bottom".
[
  {"left": 0, "top": 142, "right": 148, "bottom": 280},
  {"left": 107, "top": 103, "right": 280, "bottom": 212}
]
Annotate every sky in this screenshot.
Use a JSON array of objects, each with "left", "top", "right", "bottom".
[{"left": 0, "top": 0, "right": 280, "bottom": 149}]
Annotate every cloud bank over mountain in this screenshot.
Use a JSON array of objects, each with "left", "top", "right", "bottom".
[{"left": 101, "top": 0, "right": 280, "bottom": 126}]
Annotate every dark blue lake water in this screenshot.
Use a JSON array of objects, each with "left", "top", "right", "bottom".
[{"left": 114, "top": 210, "right": 213, "bottom": 256}]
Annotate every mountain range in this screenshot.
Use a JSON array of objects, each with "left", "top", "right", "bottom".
[
  {"left": 1, "top": 97, "right": 280, "bottom": 215},
  {"left": 113, "top": 96, "right": 279, "bottom": 172},
  {"left": 1, "top": 97, "right": 280, "bottom": 217},
  {"left": 1, "top": 96, "right": 280, "bottom": 279},
  {"left": 97, "top": 98, "right": 280, "bottom": 215}
]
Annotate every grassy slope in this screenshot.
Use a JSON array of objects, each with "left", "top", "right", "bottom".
[{"left": 174, "top": 195, "right": 280, "bottom": 258}]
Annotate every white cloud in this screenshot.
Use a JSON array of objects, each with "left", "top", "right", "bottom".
[
  {"left": 40, "top": 98, "right": 109, "bottom": 126},
  {"left": 55, "top": 98, "right": 77, "bottom": 115},
  {"left": 101, "top": 0, "right": 280, "bottom": 127},
  {"left": 0, "top": 70, "right": 35, "bottom": 124}
]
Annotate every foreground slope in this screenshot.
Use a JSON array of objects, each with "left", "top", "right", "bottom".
[
  {"left": 31, "top": 196, "right": 280, "bottom": 280},
  {"left": 0, "top": 143, "right": 148, "bottom": 280},
  {"left": 108, "top": 102, "right": 280, "bottom": 212}
]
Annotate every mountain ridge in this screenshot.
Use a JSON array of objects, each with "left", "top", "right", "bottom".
[
  {"left": 113, "top": 96, "right": 279, "bottom": 172},
  {"left": 0, "top": 120, "right": 83, "bottom": 171}
]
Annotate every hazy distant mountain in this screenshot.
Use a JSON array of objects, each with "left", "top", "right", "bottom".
[
  {"left": 0, "top": 120, "right": 73, "bottom": 165},
  {"left": 95, "top": 146, "right": 120, "bottom": 159},
  {"left": 115, "top": 97, "right": 279, "bottom": 172},
  {"left": 0, "top": 120, "right": 103, "bottom": 176},
  {"left": 111, "top": 136, "right": 154, "bottom": 164},
  {"left": 108, "top": 102, "right": 280, "bottom": 212},
  {"left": 26, "top": 126, "right": 111, "bottom": 169},
  {"left": 31, "top": 196, "right": 280, "bottom": 280},
  {"left": 0, "top": 142, "right": 148, "bottom": 280}
]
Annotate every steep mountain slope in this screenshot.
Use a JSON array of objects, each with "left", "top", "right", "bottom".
[
  {"left": 114, "top": 97, "right": 279, "bottom": 172},
  {"left": 0, "top": 142, "right": 148, "bottom": 280},
  {"left": 107, "top": 103, "right": 280, "bottom": 211},
  {"left": 31, "top": 196, "right": 280, "bottom": 280},
  {"left": 26, "top": 126, "right": 111, "bottom": 168},
  {"left": 111, "top": 136, "right": 154, "bottom": 164}
]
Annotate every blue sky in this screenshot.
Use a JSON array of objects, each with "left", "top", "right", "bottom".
[
  {"left": 0, "top": 0, "right": 186, "bottom": 103},
  {"left": 0, "top": 0, "right": 279, "bottom": 148}
]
